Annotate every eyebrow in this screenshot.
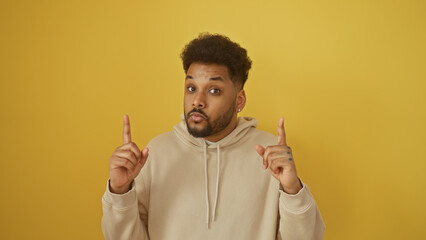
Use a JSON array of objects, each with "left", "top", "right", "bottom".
[
  {"left": 185, "top": 75, "right": 224, "bottom": 81},
  {"left": 209, "top": 76, "right": 224, "bottom": 81}
]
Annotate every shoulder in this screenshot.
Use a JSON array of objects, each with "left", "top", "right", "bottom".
[
  {"left": 143, "top": 130, "right": 182, "bottom": 168},
  {"left": 146, "top": 130, "right": 177, "bottom": 149},
  {"left": 245, "top": 128, "right": 277, "bottom": 146}
]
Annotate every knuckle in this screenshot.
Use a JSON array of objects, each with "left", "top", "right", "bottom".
[
  {"left": 129, "top": 161, "right": 136, "bottom": 169},
  {"left": 130, "top": 142, "right": 141, "bottom": 155},
  {"left": 268, "top": 146, "right": 279, "bottom": 153},
  {"left": 264, "top": 154, "right": 270, "bottom": 162},
  {"left": 124, "top": 151, "right": 133, "bottom": 159},
  {"left": 111, "top": 153, "right": 121, "bottom": 160},
  {"left": 264, "top": 147, "right": 272, "bottom": 155}
]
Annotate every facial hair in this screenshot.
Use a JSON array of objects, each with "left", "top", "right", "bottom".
[{"left": 184, "top": 99, "right": 236, "bottom": 138}]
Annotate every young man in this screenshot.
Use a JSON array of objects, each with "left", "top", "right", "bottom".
[{"left": 102, "top": 33, "right": 325, "bottom": 239}]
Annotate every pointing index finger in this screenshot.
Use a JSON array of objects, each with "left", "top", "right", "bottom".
[
  {"left": 123, "top": 114, "right": 132, "bottom": 144},
  {"left": 277, "top": 117, "right": 287, "bottom": 146}
]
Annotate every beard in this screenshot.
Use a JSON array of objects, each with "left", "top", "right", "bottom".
[{"left": 184, "top": 100, "right": 236, "bottom": 139}]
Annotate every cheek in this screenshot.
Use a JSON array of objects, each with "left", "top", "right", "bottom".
[
  {"left": 184, "top": 95, "right": 192, "bottom": 110},
  {"left": 218, "top": 96, "right": 236, "bottom": 109},
  {"left": 210, "top": 98, "right": 232, "bottom": 115}
]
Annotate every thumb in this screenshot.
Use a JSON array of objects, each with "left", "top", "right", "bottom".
[
  {"left": 140, "top": 147, "right": 149, "bottom": 165},
  {"left": 255, "top": 144, "right": 265, "bottom": 156},
  {"left": 132, "top": 147, "right": 149, "bottom": 178},
  {"left": 255, "top": 145, "right": 268, "bottom": 169}
]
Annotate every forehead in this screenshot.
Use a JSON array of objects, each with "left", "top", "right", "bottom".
[{"left": 186, "top": 62, "right": 231, "bottom": 80}]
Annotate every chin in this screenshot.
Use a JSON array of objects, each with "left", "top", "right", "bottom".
[
  {"left": 188, "top": 121, "right": 206, "bottom": 130},
  {"left": 186, "top": 121, "right": 211, "bottom": 138}
]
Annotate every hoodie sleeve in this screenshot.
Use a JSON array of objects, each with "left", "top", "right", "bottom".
[
  {"left": 101, "top": 179, "right": 149, "bottom": 240},
  {"left": 276, "top": 180, "right": 326, "bottom": 240}
]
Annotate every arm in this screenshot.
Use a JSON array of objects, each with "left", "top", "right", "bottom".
[
  {"left": 256, "top": 118, "right": 325, "bottom": 239},
  {"left": 101, "top": 114, "right": 150, "bottom": 239},
  {"left": 276, "top": 181, "right": 325, "bottom": 240},
  {"left": 101, "top": 180, "right": 149, "bottom": 240}
]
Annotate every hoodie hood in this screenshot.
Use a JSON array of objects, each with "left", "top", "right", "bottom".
[
  {"left": 173, "top": 114, "right": 258, "bottom": 228},
  {"left": 173, "top": 113, "right": 258, "bottom": 150}
]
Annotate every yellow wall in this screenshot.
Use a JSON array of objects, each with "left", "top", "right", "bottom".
[{"left": 1, "top": 0, "right": 425, "bottom": 239}]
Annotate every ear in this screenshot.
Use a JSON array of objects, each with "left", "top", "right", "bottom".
[{"left": 236, "top": 89, "right": 246, "bottom": 112}]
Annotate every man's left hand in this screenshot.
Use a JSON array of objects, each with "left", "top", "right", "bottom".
[{"left": 255, "top": 118, "right": 302, "bottom": 194}]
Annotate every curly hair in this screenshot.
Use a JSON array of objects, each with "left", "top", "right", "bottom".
[{"left": 180, "top": 33, "right": 252, "bottom": 89}]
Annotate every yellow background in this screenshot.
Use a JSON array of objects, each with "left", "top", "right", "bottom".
[{"left": 1, "top": 0, "right": 425, "bottom": 239}]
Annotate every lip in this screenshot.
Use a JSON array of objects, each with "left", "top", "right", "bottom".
[{"left": 189, "top": 112, "right": 207, "bottom": 121}]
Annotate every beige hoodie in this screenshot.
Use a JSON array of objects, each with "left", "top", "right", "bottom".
[{"left": 102, "top": 116, "right": 325, "bottom": 240}]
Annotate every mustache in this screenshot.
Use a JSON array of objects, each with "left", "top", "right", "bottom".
[{"left": 187, "top": 108, "right": 208, "bottom": 120}]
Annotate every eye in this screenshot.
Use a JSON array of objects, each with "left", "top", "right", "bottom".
[
  {"left": 187, "top": 86, "right": 196, "bottom": 92},
  {"left": 209, "top": 88, "right": 221, "bottom": 95}
]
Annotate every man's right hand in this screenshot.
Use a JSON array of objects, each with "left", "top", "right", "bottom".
[{"left": 109, "top": 114, "right": 149, "bottom": 194}]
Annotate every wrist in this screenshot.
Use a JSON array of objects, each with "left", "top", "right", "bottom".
[
  {"left": 109, "top": 180, "right": 132, "bottom": 194},
  {"left": 281, "top": 178, "right": 303, "bottom": 195}
]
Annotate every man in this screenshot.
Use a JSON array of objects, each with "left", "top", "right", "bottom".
[{"left": 102, "top": 33, "right": 325, "bottom": 239}]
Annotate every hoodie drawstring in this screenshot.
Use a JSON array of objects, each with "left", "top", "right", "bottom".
[
  {"left": 203, "top": 141, "right": 221, "bottom": 228},
  {"left": 203, "top": 141, "right": 210, "bottom": 227},
  {"left": 212, "top": 145, "right": 220, "bottom": 222}
]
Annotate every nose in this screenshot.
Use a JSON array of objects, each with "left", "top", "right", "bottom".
[{"left": 192, "top": 92, "right": 206, "bottom": 109}]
